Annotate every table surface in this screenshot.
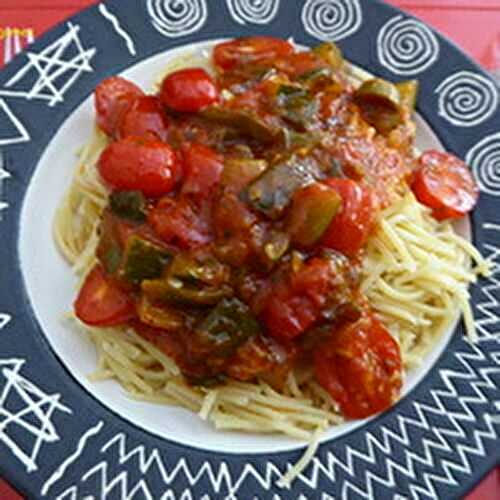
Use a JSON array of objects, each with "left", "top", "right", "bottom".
[{"left": 0, "top": 1, "right": 498, "bottom": 499}]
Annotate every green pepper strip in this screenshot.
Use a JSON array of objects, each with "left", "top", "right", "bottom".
[
  {"left": 193, "top": 298, "right": 261, "bottom": 359},
  {"left": 121, "top": 235, "right": 172, "bottom": 285}
]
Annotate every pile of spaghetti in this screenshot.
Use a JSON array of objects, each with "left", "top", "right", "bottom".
[{"left": 54, "top": 37, "right": 489, "bottom": 483}]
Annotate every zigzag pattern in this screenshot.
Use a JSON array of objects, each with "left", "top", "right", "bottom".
[
  {"left": 475, "top": 223, "right": 500, "bottom": 341},
  {"left": 50, "top": 334, "right": 499, "bottom": 499}
]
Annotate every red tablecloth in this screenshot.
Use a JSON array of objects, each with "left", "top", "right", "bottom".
[{"left": 0, "top": 1, "right": 498, "bottom": 499}]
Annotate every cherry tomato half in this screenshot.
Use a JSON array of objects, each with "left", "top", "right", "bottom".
[
  {"left": 74, "top": 265, "right": 136, "bottom": 327},
  {"left": 412, "top": 150, "right": 479, "bottom": 221},
  {"left": 181, "top": 143, "right": 224, "bottom": 198},
  {"left": 95, "top": 76, "right": 143, "bottom": 136},
  {"left": 213, "top": 36, "right": 294, "bottom": 71},
  {"left": 98, "top": 136, "right": 181, "bottom": 198},
  {"left": 314, "top": 315, "right": 403, "bottom": 419},
  {"left": 118, "top": 95, "right": 170, "bottom": 141},
  {"left": 322, "top": 179, "right": 377, "bottom": 256},
  {"left": 160, "top": 68, "right": 219, "bottom": 113}
]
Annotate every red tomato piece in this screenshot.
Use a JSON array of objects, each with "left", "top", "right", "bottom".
[
  {"left": 322, "top": 179, "right": 377, "bottom": 256},
  {"left": 160, "top": 68, "right": 219, "bottom": 113},
  {"left": 95, "top": 76, "right": 143, "bottom": 136},
  {"left": 98, "top": 136, "right": 181, "bottom": 197},
  {"left": 74, "top": 265, "right": 136, "bottom": 327},
  {"left": 181, "top": 143, "right": 223, "bottom": 198},
  {"left": 148, "top": 197, "right": 212, "bottom": 249},
  {"left": 276, "top": 51, "right": 328, "bottom": 78},
  {"left": 118, "top": 95, "right": 170, "bottom": 141},
  {"left": 411, "top": 150, "right": 479, "bottom": 221},
  {"left": 213, "top": 36, "right": 294, "bottom": 71},
  {"left": 261, "top": 257, "right": 347, "bottom": 341},
  {"left": 314, "top": 315, "right": 402, "bottom": 419}
]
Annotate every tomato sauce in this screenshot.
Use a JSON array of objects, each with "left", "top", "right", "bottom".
[{"left": 75, "top": 37, "right": 479, "bottom": 419}]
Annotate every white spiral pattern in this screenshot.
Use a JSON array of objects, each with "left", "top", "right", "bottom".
[
  {"left": 226, "top": 0, "right": 280, "bottom": 25},
  {"left": 301, "top": 0, "right": 362, "bottom": 42},
  {"left": 466, "top": 132, "right": 500, "bottom": 197},
  {"left": 435, "top": 71, "right": 498, "bottom": 128},
  {"left": 377, "top": 15, "right": 439, "bottom": 75},
  {"left": 147, "top": 0, "right": 207, "bottom": 38}
]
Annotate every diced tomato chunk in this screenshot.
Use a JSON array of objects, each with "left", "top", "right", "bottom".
[
  {"left": 322, "top": 179, "right": 378, "bottom": 256},
  {"left": 261, "top": 256, "right": 352, "bottom": 341},
  {"left": 181, "top": 143, "right": 223, "bottom": 198},
  {"left": 98, "top": 136, "right": 181, "bottom": 197},
  {"left": 148, "top": 197, "right": 212, "bottom": 249},
  {"left": 118, "top": 95, "right": 170, "bottom": 141},
  {"left": 95, "top": 76, "right": 143, "bottom": 136},
  {"left": 314, "top": 315, "right": 402, "bottom": 419},
  {"left": 74, "top": 265, "right": 136, "bottom": 326},
  {"left": 412, "top": 150, "right": 479, "bottom": 220}
]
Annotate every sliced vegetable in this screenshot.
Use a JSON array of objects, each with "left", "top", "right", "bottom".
[
  {"left": 282, "top": 129, "right": 323, "bottom": 151},
  {"left": 96, "top": 211, "right": 126, "bottom": 274},
  {"left": 412, "top": 150, "right": 479, "bottom": 220},
  {"left": 109, "top": 190, "right": 147, "bottom": 223},
  {"left": 121, "top": 235, "right": 172, "bottom": 284},
  {"left": 94, "top": 76, "right": 143, "bottom": 136},
  {"left": 213, "top": 36, "right": 294, "bottom": 71},
  {"left": 287, "top": 182, "right": 341, "bottom": 247},
  {"left": 314, "top": 315, "right": 403, "bottom": 419},
  {"left": 353, "top": 78, "right": 404, "bottom": 135},
  {"left": 201, "top": 106, "right": 281, "bottom": 144},
  {"left": 74, "top": 265, "right": 136, "bottom": 327},
  {"left": 137, "top": 295, "right": 184, "bottom": 331},
  {"left": 142, "top": 277, "right": 232, "bottom": 306},
  {"left": 298, "top": 67, "right": 332, "bottom": 86},
  {"left": 160, "top": 68, "right": 219, "bottom": 113},
  {"left": 181, "top": 143, "right": 224, "bottom": 198},
  {"left": 243, "top": 154, "right": 327, "bottom": 219},
  {"left": 312, "top": 42, "right": 344, "bottom": 70},
  {"left": 118, "top": 95, "right": 170, "bottom": 140},
  {"left": 276, "top": 85, "right": 319, "bottom": 130},
  {"left": 264, "top": 231, "right": 290, "bottom": 262},
  {"left": 98, "top": 137, "right": 180, "bottom": 197},
  {"left": 193, "top": 298, "right": 261, "bottom": 359},
  {"left": 395, "top": 80, "right": 419, "bottom": 110},
  {"left": 221, "top": 158, "right": 268, "bottom": 192},
  {"left": 322, "top": 179, "right": 377, "bottom": 256},
  {"left": 168, "top": 249, "right": 230, "bottom": 287}
]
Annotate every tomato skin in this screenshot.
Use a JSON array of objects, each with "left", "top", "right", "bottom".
[
  {"left": 322, "top": 179, "right": 377, "bottom": 256},
  {"left": 160, "top": 68, "right": 219, "bottom": 113},
  {"left": 181, "top": 143, "right": 224, "bottom": 198},
  {"left": 95, "top": 77, "right": 144, "bottom": 136},
  {"left": 276, "top": 51, "right": 328, "bottom": 78},
  {"left": 412, "top": 150, "right": 479, "bottom": 221},
  {"left": 148, "top": 197, "right": 212, "bottom": 249},
  {"left": 98, "top": 136, "right": 181, "bottom": 197},
  {"left": 261, "top": 257, "right": 350, "bottom": 341},
  {"left": 74, "top": 265, "right": 136, "bottom": 327},
  {"left": 213, "top": 36, "right": 294, "bottom": 71},
  {"left": 314, "top": 315, "right": 402, "bottom": 419},
  {"left": 118, "top": 95, "right": 170, "bottom": 141}
]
